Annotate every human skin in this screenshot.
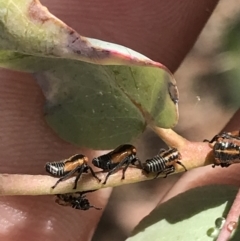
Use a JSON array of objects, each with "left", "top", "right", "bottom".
[{"left": 0, "top": 0, "right": 229, "bottom": 240}]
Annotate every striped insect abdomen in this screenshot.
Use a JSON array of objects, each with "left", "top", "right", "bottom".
[
  {"left": 145, "top": 155, "right": 166, "bottom": 173},
  {"left": 144, "top": 148, "right": 181, "bottom": 175},
  {"left": 45, "top": 161, "right": 66, "bottom": 176}
]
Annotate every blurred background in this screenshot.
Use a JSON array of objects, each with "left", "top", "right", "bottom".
[{"left": 92, "top": 1, "right": 240, "bottom": 240}]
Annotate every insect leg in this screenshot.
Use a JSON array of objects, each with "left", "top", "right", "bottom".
[
  {"left": 220, "top": 163, "right": 231, "bottom": 168},
  {"left": 158, "top": 148, "right": 166, "bottom": 154},
  {"left": 132, "top": 157, "right": 143, "bottom": 169},
  {"left": 79, "top": 191, "right": 101, "bottom": 210},
  {"left": 51, "top": 168, "right": 80, "bottom": 189},
  {"left": 90, "top": 205, "right": 102, "bottom": 210},
  {"left": 55, "top": 194, "right": 68, "bottom": 206},
  {"left": 87, "top": 166, "right": 101, "bottom": 182},
  {"left": 102, "top": 172, "right": 112, "bottom": 185},
  {"left": 204, "top": 134, "right": 221, "bottom": 143},
  {"left": 73, "top": 166, "right": 86, "bottom": 189},
  {"left": 102, "top": 156, "right": 130, "bottom": 184},
  {"left": 73, "top": 166, "right": 101, "bottom": 190},
  {"left": 154, "top": 171, "right": 163, "bottom": 179},
  {"left": 163, "top": 166, "right": 175, "bottom": 178},
  {"left": 176, "top": 161, "right": 187, "bottom": 172},
  {"left": 121, "top": 162, "right": 132, "bottom": 180}
]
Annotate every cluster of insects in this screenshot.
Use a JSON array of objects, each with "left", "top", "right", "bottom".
[
  {"left": 46, "top": 130, "right": 240, "bottom": 211},
  {"left": 46, "top": 144, "right": 187, "bottom": 211}
]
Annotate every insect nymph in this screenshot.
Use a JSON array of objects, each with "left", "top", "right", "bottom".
[
  {"left": 92, "top": 144, "right": 142, "bottom": 184},
  {"left": 55, "top": 191, "right": 101, "bottom": 211},
  {"left": 46, "top": 154, "right": 101, "bottom": 189},
  {"left": 205, "top": 131, "right": 240, "bottom": 167},
  {"left": 144, "top": 148, "right": 187, "bottom": 178}
]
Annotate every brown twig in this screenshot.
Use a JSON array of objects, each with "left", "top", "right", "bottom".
[{"left": 0, "top": 129, "right": 214, "bottom": 196}]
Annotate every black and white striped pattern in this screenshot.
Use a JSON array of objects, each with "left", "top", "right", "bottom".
[
  {"left": 145, "top": 155, "right": 166, "bottom": 173},
  {"left": 144, "top": 148, "right": 179, "bottom": 174},
  {"left": 45, "top": 162, "right": 65, "bottom": 176}
]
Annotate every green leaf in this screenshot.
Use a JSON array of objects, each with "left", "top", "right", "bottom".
[
  {"left": 0, "top": 0, "right": 179, "bottom": 149},
  {"left": 127, "top": 185, "right": 240, "bottom": 241}
]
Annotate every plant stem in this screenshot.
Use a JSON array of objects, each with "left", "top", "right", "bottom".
[
  {"left": 151, "top": 127, "right": 187, "bottom": 148},
  {"left": 0, "top": 169, "right": 155, "bottom": 196},
  {"left": 0, "top": 138, "right": 214, "bottom": 196}
]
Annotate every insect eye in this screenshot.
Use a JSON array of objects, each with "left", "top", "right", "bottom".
[{"left": 92, "top": 158, "right": 100, "bottom": 167}]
